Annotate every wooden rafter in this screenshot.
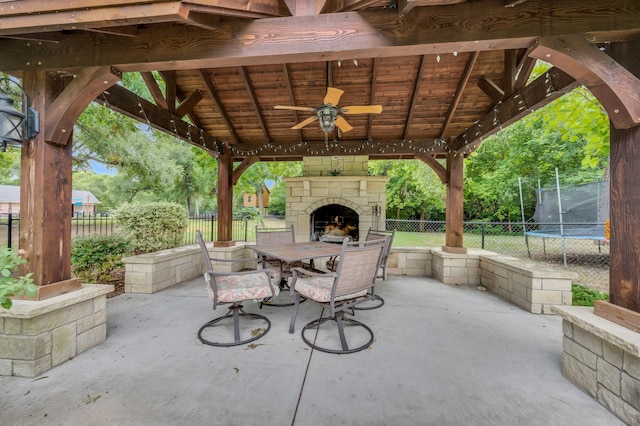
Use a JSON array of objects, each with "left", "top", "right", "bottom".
[
  {"left": 175, "top": 89, "right": 203, "bottom": 118},
  {"left": 282, "top": 64, "right": 303, "bottom": 141},
  {"left": 478, "top": 76, "right": 505, "bottom": 103},
  {"left": 140, "top": 71, "right": 168, "bottom": 109},
  {"left": 198, "top": 69, "right": 239, "bottom": 143},
  {"left": 97, "top": 83, "right": 219, "bottom": 152},
  {"left": 239, "top": 66, "right": 270, "bottom": 142},
  {"left": 440, "top": 51, "right": 479, "bottom": 138},
  {"left": 452, "top": 67, "right": 578, "bottom": 151},
  {"left": 366, "top": 58, "right": 379, "bottom": 140},
  {"left": 403, "top": 55, "right": 427, "bottom": 140},
  {"left": 164, "top": 70, "right": 177, "bottom": 114}
]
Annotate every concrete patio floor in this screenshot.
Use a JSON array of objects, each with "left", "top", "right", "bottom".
[{"left": 0, "top": 275, "right": 624, "bottom": 425}]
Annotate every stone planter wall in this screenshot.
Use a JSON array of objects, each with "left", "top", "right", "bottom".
[
  {"left": 552, "top": 305, "right": 640, "bottom": 425},
  {"left": 431, "top": 248, "right": 488, "bottom": 286},
  {"left": 0, "top": 284, "right": 113, "bottom": 377}
]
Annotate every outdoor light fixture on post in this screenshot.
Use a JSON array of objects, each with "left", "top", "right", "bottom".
[{"left": 0, "top": 78, "right": 40, "bottom": 151}]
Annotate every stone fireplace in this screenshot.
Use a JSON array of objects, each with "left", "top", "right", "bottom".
[{"left": 284, "top": 156, "right": 388, "bottom": 242}]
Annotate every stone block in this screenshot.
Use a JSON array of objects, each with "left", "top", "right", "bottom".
[
  {"left": 563, "top": 352, "right": 597, "bottom": 397},
  {"left": 77, "top": 323, "right": 107, "bottom": 354},
  {"left": 603, "top": 341, "right": 624, "bottom": 368},
  {"left": 13, "top": 355, "right": 51, "bottom": 378},
  {"left": 625, "top": 352, "right": 640, "bottom": 380},
  {"left": 21, "top": 300, "right": 93, "bottom": 335},
  {"left": 530, "top": 290, "right": 562, "bottom": 305},
  {"left": 564, "top": 336, "right": 598, "bottom": 369},
  {"left": 52, "top": 322, "right": 77, "bottom": 367},
  {"left": 598, "top": 386, "right": 640, "bottom": 426},
  {"left": 77, "top": 310, "right": 107, "bottom": 334},
  {"left": 563, "top": 319, "right": 573, "bottom": 338},
  {"left": 93, "top": 295, "right": 107, "bottom": 312},
  {"left": 597, "top": 357, "right": 621, "bottom": 395},
  {"left": 4, "top": 318, "right": 22, "bottom": 335},
  {"left": 0, "top": 332, "right": 51, "bottom": 360},
  {"left": 0, "top": 359, "right": 12, "bottom": 375},
  {"left": 621, "top": 372, "right": 640, "bottom": 411},
  {"left": 574, "top": 325, "right": 603, "bottom": 356},
  {"left": 541, "top": 278, "right": 572, "bottom": 291},
  {"left": 124, "top": 271, "right": 149, "bottom": 285}
]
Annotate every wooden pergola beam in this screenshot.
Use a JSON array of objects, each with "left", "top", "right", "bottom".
[
  {"left": 403, "top": 55, "right": 427, "bottom": 140},
  {"left": 239, "top": 66, "right": 270, "bottom": 142},
  {"left": 97, "top": 83, "right": 219, "bottom": 152},
  {"left": 452, "top": 67, "right": 578, "bottom": 151},
  {"left": 440, "top": 51, "right": 479, "bottom": 138},
  {"left": 198, "top": 69, "right": 240, "bottom": 143},
  {"left": 3, "top": 0, "right": 639, "bottom": 73}
]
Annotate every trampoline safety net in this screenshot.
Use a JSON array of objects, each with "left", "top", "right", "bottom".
[{"left": 531, "top": 180, "right": 609, "bottom": 239}]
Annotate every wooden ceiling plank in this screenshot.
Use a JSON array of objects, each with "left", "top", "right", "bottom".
[
  {"left": 198, "top": 69, "right": 240, "bottom": 143},
  {"left": 239, "top": 66, "right": 270, "bottom": 142},
  {"left": 337, "top": 0, "right": 382, "bottom": 12},
  {"left": 5, "top": 0, "right": 639, "bottom": 73},
  {"left": 440, "top": 51, "right": 479, "bottom": 139},
  {"left": 403, "top": 55, "right": 427, "bottom": 140},
  {"left": 175, "top": 89, "right": 204, "bottom": 118},
  {"left": 140, "top": 72, "right": 168, "bottom": 109}
]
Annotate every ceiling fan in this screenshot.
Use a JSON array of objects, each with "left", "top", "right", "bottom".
[{"left": 274, "top": 87, "right": 382, "bottom": 134}]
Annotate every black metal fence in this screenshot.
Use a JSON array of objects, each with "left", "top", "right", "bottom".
[
  {"left": 1, "top": 213, "right": 608, "bottom": 289},
  {"left": 0, "top": 213, "right": 249, "bottom": 248}
]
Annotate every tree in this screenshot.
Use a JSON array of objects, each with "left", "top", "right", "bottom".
[{"left": 369, "top": 160, "right": 446, "bottom": 221}]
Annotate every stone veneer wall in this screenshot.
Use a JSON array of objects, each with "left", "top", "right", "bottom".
[
  {"left": 480, "top": 255, "right": 575, "bottom": 314},
  {"left": 431, "top": 247, "right": 484, "bottom": 285},
  {"left": 0, "top": 284, "right": 113, "bottom": 377},
  {"left": 552, "top": 306, "right": 640, "bottom": 425},
  {"left": 123, "top": 245, "right": 203, "bottom": 293}
]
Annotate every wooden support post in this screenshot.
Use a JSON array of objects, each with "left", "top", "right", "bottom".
[
  {"left": 600, "top": 36, "right": 640, "bottom": 321},
  {"left": 443, "top": 152, "right": 466, "bottom": 254},
  {"left": 19, "top": 71, "right": 77, "bottom": 292},
  {"left": 215, "top": 147, "right": 235, "bottom": 247}
]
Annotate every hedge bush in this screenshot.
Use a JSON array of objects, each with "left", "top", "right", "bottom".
[
  {"left": 71, "top": 234, "right": 132, "bottom": 283},
  {"left": 572, "top": 283, "right": 609, "bottom": 306},
  {"left": 114, "top": 202, "right": 188, "bottom": 253}
]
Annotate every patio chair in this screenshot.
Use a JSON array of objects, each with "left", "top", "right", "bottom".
[
  {"left": 255, "top": 225, "right": 305, "bottom": 307},
  {"left": 353, "top": 228, "right": 396, "bottom": 310},
  {"left": 196, "top": 230, "right": 279, "bottom": 347},
  {"left": 288, "top": 238, "right": 385, "bottom": 354}
]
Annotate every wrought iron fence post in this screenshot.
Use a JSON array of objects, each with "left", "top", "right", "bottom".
[
  {"left": 210, "top": 215, "right": 215, "bottom": 242},
  {"left": 7, "top": 213, "right": 13, "bottom": 249}
]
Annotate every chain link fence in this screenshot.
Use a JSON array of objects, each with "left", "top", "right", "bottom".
[{"left": 387, "top": 219, "right": 609, "bottom": 291}]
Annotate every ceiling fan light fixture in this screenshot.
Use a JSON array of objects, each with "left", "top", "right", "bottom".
[{"left": 317, "top": 105, "right": 337, "bottom": 132}]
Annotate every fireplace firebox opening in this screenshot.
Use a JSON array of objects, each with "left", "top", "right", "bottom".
[{"left": 311, "top": 204, "right": 359, "bottom": 241}]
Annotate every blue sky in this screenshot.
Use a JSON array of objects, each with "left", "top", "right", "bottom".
[{"left": 89, "top": 160, "right": 117, "bottom": 176}]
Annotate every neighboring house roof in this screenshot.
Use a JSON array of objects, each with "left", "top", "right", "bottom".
[{"left": 0, "top": 185, "right": 100, "bottom": 204}]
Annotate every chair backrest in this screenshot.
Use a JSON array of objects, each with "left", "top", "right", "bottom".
[
  {"left": 332, "top": 239, "right": 385, "bottom": 299},
  {"left": 196, "top": 230, "right": 215, "bottom": 275},
  {"left": 366, "top": 228, "right": 395, "bottom": 264},
  {"left": 255, "top": 225, "right": 295, "bottom": 246}
]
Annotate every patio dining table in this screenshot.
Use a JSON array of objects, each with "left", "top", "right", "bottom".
[{"left": 251, "top": 241, "right": 344, "bottom": 264}]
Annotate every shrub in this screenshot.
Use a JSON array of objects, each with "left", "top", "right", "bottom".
[
  {"left": 114, "top": 202, "right": 188, "bottom": 253},
  {"left": 0, "top": 246, "right": 37, "bottom": 309},
  {"left": 572, "top": 283, "right": 609, "bottom": 306},
  {"left": 71, "top": 235, "right": 132, "bottom": 283}
]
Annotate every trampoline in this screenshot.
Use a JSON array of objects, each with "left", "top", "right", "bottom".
[{"left": 519, "top": 170, "right": 609, "bottom": 267}]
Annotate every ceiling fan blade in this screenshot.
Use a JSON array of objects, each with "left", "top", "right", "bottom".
[
  {"left": 291, "top": 116, "right": 318, "bottom": 130},
  {"left": 334, "top": 116, "right": 353, "bottom": 133},
  {"left": 341, "top": 105, "right": 383, "bottom": 114},
  {"left": 275, "top": 105, "right": 317, "bottom": 113},
  {"left": 324, "top": 87, "right": 344, "bottom": 106}
]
